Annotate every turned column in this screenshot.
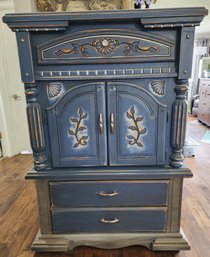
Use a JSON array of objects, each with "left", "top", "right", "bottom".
[
  {"left": 25, "top": 83, "right": 47, "bottom": 170},
  {"left": 170, "top": 79, "right": 188, "bottom": 168}
]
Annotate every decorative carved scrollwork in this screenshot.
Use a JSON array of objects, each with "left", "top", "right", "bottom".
[
  {"left": 25, "top": 84, "right": 47, "bottom": 170},
  {"left": 47, "top": 82, "right": 63, "bottom": 99},
  {"left": 55, "top": 37, "right": 159, "bottom": 57},
  {"left": 68, "top": 107, "right": 89, "bottom": 148},
  {"left": 150, "top": 80, "right": 166, "bottom": 96},
  {"left": 126, "top": 106, "right": 147, "bottom": 147},
  {"left": 170, "top": 80, "right": 188, "bottom": 168}
]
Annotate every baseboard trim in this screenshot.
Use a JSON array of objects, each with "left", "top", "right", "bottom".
[{"left": 31, "top": 230, "right": 190, "bottom": 252}]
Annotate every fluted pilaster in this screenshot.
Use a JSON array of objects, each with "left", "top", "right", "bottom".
[
  {"left": 25, "top": 83, "right": 47, "bottom": 170},
  {"left": 170, "top": 80, "right": 188, "bottom": 168}
]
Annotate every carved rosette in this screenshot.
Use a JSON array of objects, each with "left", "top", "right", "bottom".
[
  {"left": 170, "top": 80, "right": 188, "bottom": 168},
  {"left": 25, "top": 84, "right": 47, "bottom": 170}
]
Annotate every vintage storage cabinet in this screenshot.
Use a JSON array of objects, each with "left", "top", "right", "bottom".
[
  {"left": 198, "top": 78, "right": 210, "bottom": 126},
  {"left": 3, "top": 7, "right": 207, "bottom": 252}
]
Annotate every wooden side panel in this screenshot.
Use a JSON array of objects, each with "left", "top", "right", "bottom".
[
  {"left": 16, "top": 32, "right": 34, "bottom": 83},
  {"left": 166, "top": 178, "right": 183, "bottom": 232},
  {"left": 178, "top": 27, "right": 195, "bottom": 80},
  {"left": 35, "top": 180, "right": 52, "bottom": 234}
]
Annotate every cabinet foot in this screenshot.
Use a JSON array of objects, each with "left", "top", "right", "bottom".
[
  {"left": 152, "top": 232, "right": 190, "bottom": 251},
  {"left": 32, "top": 230, "right": 190, "bottom": 252}
]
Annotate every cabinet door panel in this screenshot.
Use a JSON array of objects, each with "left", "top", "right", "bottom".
[
  {"left": 47, "top": 82, "right": 107, "bottom": 167},
  {"left": 107, "top": 82, "right": 167, "bottom": 166}
]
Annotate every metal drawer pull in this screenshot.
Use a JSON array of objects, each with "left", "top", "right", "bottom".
[
  {"left": 100, "top": 218, "right": 119, "bottom": 224},
  {"left": 98, "top": 191, "right": 118, "bottom": 197},
  {"left": 110, "top": 113, "right": 115, "bottom": 133},
  {"left": 99, "top": 113, "right": 103, "bottom": 134}
]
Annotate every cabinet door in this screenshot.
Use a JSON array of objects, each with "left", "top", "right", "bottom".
[
  {"left": 107, "top": 82, "right": 167, "bottom": 166},
  {"left": 47, "top": 82, "right": 107, "bottom": 167}
]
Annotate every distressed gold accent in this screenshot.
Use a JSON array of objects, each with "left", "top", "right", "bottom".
[
  {"left": 98, "top": 191, "right": 119, "bottom": 197},
  {"left": 150, "top": 80, "right": 166, "bottom": 96},
  {"left": 126, "top": 106, "right": 146, "bottom": 147},
  {"left": 47, "top": 82, "right": 63, "bottom": 98},
  {"left": 99, "top": 113, "right": 103, "bottom": 134},
  {"left": 110, "top": 112, "right": 115, "bottom": 133},
  {"left": 100, "top": 218, "right": 120, "bottom": 224},
  {"left": 54, "top": 37, "right": 159, "bottom": 57},
  {"left": 68, "top": 107, "right": 88, "bottom": 148}
]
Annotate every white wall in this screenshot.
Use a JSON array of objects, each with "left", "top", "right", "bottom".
[
  {"left": 0, "top": 0, "right": 16, "bottom": 157},
  {"left": 13, "top": 0, "right": 36, "bottom": 12},
  {"left": 151, "top": 0, "right": 210, "bottom": 37},
  {"left": 0, "top": 0, "right": 31, "bottom": 156}
]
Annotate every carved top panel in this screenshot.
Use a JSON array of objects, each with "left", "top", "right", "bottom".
[{"left": 37, "top": 30, "right": 175, "bottom": 65}]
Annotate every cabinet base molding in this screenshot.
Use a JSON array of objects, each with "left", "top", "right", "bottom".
[{"left": 32, "top": 230, "right": 190, "bottom": 252}]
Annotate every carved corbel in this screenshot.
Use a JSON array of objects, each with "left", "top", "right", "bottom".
[
  {"left": 170, "top": 79, "right": 188, "bottom": 168},
  {"left": 25, "top": 83, "right": 47, "bottom": 170}
]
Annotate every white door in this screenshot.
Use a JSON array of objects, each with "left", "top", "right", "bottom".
[{"left": 0, "top": 2, "right": 31, "bottom": 157}]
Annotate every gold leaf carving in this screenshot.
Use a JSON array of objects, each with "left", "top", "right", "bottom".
[
  {"left": 68, "top": 107, "right": 88, "bottom": 148},
  {"left": 126, "top": 105, "right": 146, "bottom": 147},
  {"left": 54, "top": 37, "right": 159, "bottom": 57}
]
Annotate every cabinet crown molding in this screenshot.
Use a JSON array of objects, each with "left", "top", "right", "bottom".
[{"left": 3, "top": 7, "right": 208, "bottom": 31}]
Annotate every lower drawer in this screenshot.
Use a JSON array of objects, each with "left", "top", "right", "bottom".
[{"left": 52, "top": 208, "right": 166, "bottom": 233}]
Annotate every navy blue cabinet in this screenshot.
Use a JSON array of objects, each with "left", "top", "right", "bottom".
[
  {"left": 47, "top": 81, "right": 167, "bottom": 167},
  {"left": 3, "top": 7, "right": 207, "bottom": 252}
]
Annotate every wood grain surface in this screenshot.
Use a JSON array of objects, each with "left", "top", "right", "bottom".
[{"left": 0, "top": 116, "right": 209, "bottom": 257}]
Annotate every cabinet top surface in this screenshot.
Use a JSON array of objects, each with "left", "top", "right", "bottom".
[{"left": 3, "top": 7, "right": 208, "bottom": 24}]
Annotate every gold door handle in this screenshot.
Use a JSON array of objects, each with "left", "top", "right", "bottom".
[
  {"left": 100, "top": 218, "right": 119, "bottom": 224},
  {"left": 99, "top": 113, "right": 103, "bottom": 134},
  {"left": 110, "top": 113, "right": 115, "bottom": 133},
  {"left": 98, "top": 191, "right": 118, "bottom": 197}
]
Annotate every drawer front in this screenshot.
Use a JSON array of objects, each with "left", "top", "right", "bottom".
[
  {"left": 52, "top": 208, "right": 166, "bottom": 233},
  {"left": 37, "top": 29, "right": 175, "bottom": 65},
  {"left": 49, "top": 180, "right": 169, "bottom": 207}
]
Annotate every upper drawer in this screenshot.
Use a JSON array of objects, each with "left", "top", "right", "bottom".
[
  {"left": 49, "top": 180, "right": 169, "bottom": 208},
  {"left": 37, "top": 29, "right": 175, "bottom": 65}
]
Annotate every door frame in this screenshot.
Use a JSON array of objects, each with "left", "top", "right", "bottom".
[{"left": 0, "top": 1, "right": 31, "bottom": 157}]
